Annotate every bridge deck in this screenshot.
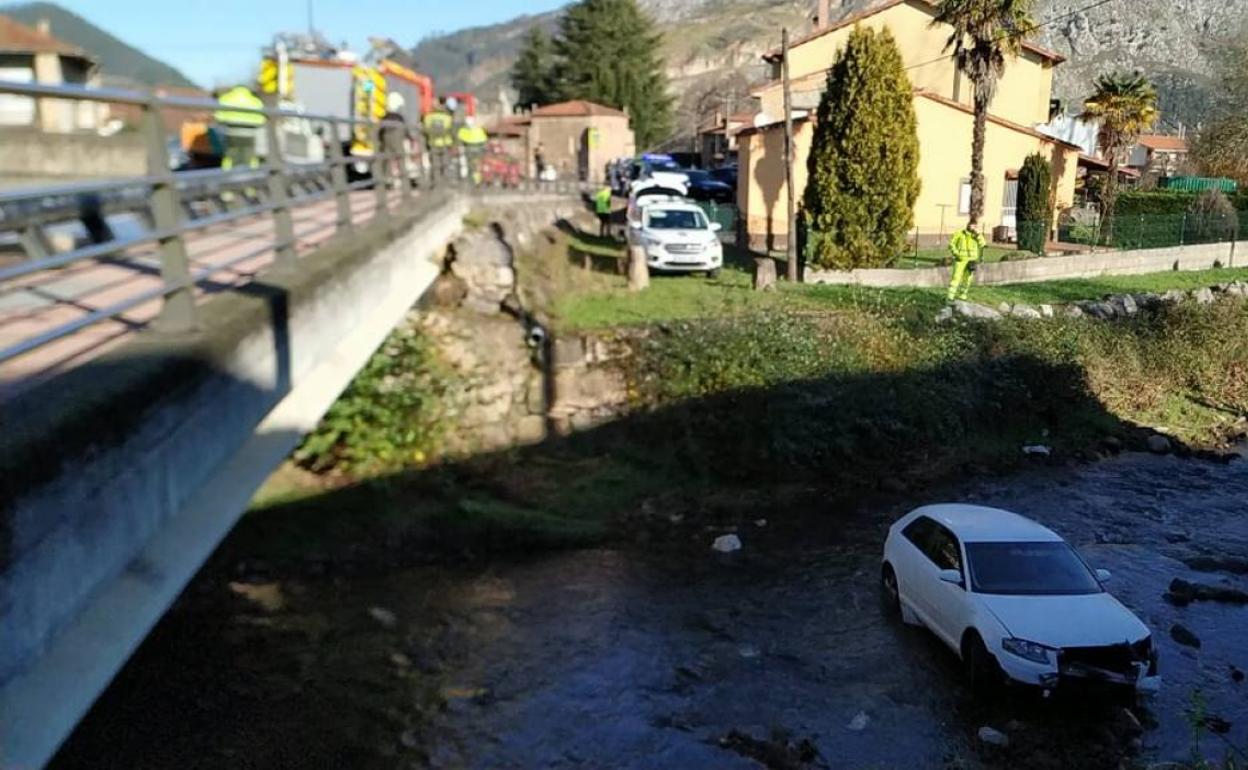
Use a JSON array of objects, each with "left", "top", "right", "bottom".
[{"left": 0, "top": 190, "right": 389, "bottom": 399}]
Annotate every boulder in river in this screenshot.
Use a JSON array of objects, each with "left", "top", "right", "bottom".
[
  {"left": 977, "top": 726, "right": 1009, "bottom": 748},
  {"left": 1146, "top": 435, "right": 1172, "bottom": 454}
]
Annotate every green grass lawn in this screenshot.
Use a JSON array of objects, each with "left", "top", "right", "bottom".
[{"left": 550, "top": 229, "right": 1248, "bottom": 330}]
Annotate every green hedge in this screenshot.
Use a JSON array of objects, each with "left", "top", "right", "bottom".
[{"left": 1111, "top": 192, "right": 1245, "bottom": 249}]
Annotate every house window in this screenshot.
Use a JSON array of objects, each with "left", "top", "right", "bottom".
[{"left": 957, "top": 179, "right": 972, "bottom": 215}]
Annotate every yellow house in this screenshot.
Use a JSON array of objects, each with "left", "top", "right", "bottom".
[{"left": 738, "top": 0, "right": 1081, "bottom": 252}]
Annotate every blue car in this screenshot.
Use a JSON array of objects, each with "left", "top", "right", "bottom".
[{"left": 684, "top": 169, "right": 734, "bottom": 203}]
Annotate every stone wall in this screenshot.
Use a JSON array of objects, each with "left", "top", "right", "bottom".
[
  {"left": 418, "top": 197, "right": 633, "bottom": 456},
  {"left": 0, "top": 128, "right": 146, "bottom": 184}
]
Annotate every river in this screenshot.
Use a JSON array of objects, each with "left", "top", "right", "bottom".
[{"left": 51, "top": 450, "right": 1248, "bottom": 769}]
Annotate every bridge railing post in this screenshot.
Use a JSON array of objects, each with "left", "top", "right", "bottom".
[
  {"left": 327, "top": 119, "right": 353, "bottom": 233},
  {"left": 140, "top": 95, "right": 196, "bottom": 332},
  {"left": 264, "top": 113, "right": 296, "bottom": 266},
  {"left": 399, "top": 124, "right": 414, "bottom": 207},
  {"left": 372, "top": 122, "right": 389, "bottom": 219}
]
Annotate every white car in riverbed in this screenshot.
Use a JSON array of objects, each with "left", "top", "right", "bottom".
[{"left": 881, "top": 504, "right": 1160, "bottom": 695}]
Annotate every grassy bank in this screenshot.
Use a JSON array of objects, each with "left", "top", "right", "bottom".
[
  {"left": 551, "top": 234, "right": 1248, "bottom": 331},
  {"left": 234, "top": 226, "right": 1248, "bottom": 569}
]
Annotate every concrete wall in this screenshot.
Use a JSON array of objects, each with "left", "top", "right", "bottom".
[
  {"left": 804, "top": 239, "right": 1248, "bottom": 287},
  {"left": 0, "top": 129, "right": 146, "bottom": 182},
  {"left": 0, "top": 193, "right": 467, "bottom": 769}
]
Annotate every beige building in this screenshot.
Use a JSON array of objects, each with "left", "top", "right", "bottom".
[
  {"left": 523, "top": 100, "right": 636, "bottom": 183},
  {"left": 1128, "top": 134, "right": 1189, "bottom": 182},
  {"left": 738, "top": 0, "right": 1082, "bottom": 251},
  {"left": 0, "top": 15, "right": 106, "bottom": 133}
]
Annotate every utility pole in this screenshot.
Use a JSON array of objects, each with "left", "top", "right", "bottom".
[
  {"left": 782, "top": 27, "right": 798, "bottom": 282},
  {"left": 307, "top": 0, "right": 315, "bottom": 35}
]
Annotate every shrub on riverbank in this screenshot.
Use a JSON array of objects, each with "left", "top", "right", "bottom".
[{"left": 619, "top": 300, "right": 1248, "bottom": 481}]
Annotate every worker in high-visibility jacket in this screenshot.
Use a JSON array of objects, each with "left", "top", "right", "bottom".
[
  {"left": 421, "top": 100, "right": 454, "bottom": 182},
  {"left": 594, "top": 185, "right": 613, "bottom": 238},
  {"left": 456, "top": 118, "right": 489, "bottom": 183},
  {"left": 212, "top": 85, "right": 266, "bottom": 170},
  {"left": 946, "top": 223, "right": 986, "bottom": 302}
]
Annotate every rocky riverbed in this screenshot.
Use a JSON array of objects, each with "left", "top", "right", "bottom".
[{"left": 51, "top": 450, "right": 1248, "bottom": 769}]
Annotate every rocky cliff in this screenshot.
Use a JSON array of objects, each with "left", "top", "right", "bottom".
[{"left": 410, "top": 0, "right": 1244, "bottom": 128}]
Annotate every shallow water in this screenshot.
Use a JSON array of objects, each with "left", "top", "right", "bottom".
[{"left": 52, "top": 451, "right": 1248, "bottom": 769}]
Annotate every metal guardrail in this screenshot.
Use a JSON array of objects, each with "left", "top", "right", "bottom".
[
  {"left": 0, "top": 79, "right": 602, "bottom": 372},
  {"left": 0, "top": 79, "right": 429, "bottom": 366}
]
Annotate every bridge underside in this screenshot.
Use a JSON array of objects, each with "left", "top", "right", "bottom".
[{"left": 0, "top": 192, "right": 468, "bottom": 768}]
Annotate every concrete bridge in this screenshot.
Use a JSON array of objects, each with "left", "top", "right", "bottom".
[{"left": 0, "top": 80, "right": 590, "bottom": 768}]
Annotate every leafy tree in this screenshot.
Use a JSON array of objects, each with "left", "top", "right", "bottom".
[
  {"left": 553, "top": 0, "right": 673, "bottom": 147},
  {"left": 511, "top": 27, "right": 560, "bottom": 109},
  {"left": 933, "top": 0, "right": 1037, "bottom": 228},
  {"left": 1081, "top": 71, "right": 1158, "bottom": 241},
  {"left": 802, "top": 26, "right": 921, "bottom": 269},
  {"left": 1192, "top": 116, "right": 1248, "bottom": 186},
  {"left": 1186, "top": 189, "right": 1239, "bottom": 244},
  {"left": 1016, "top": 152, "right": 1051, "bottom": 254},
  {"left": 1192, "top": 25, "right": 1248, "bottom": 185}
]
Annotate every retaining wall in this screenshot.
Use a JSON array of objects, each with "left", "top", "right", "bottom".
[{"left": 804, "top": 239, "right": 1247, "bottom": 287}]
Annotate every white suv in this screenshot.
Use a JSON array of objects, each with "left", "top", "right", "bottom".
[{"left": 627, "top": 201, "right": 724, "bottom": 276}]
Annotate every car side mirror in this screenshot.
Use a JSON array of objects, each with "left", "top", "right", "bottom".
[
  {"left": 938, "top": 569, "right": 963, "bottom": 586},
  {"left": 710, "top": 222, "right": 723, "bottom": 232},
  {"left": 1095, "top": 568, "right": 1112, "bottom": 583}
]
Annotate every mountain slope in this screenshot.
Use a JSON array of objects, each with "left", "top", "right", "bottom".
[
  {"left": 0, "top": 1, "right": 197, "bottom": 88},
  {"left": 409, "top": 0, "right": 1242, "bottom": 129}
]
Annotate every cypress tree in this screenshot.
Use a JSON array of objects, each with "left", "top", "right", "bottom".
[
  {"left": 553, "top": 0, "right": 673, "bottom": 148},
  {"left": 802, "top": 26, "right": 920, "bottom": 270},
  {"left": 1016, "top": 152, "right": 1052, "bottom": 254},
  {"left": 511, "top": 27, "right": 559, "bottom": 109}
]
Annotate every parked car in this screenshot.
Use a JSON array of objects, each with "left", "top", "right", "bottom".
[
  {"left": 881, "top": 504, "right": 1159, "bottom": 695},
  {"left": 709, "top": 164, "right": 738, "bottom": 189},
  {"left": 627, "top": 198, "right": 723, "bottom": 276},
  {"left": 683, "top": 169, "right": 734, "bottom": 203}
]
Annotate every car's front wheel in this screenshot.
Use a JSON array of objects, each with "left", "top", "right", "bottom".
[
  {"left": 963, "top": 632, "right": 1005, "bottom": 695},
  {"left": 880, "top": 563, "right": 901, "bottom": 618},
  {"left": 707, "top": 268, "right": 722, "bottom": 279}
]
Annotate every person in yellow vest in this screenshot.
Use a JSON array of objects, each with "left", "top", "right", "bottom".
[
  {"left": 212, "top": 84, "right": 266, "bottom": 170},
  {"left": 947, "top": 223, "right": 986, "bottom": 303},
  {"left": 456, "top": 117, "right": 489, "bottom": 184},
  {"left": 421, "top": 99, "right": 454, "bottom": 182},
  {"left": 594, "top": 185, "right": 613, "bottom": 238}
]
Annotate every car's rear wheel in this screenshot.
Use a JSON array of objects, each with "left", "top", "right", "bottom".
[
  {"left": 880, "top": 563, "right": 901, "bottom": 618},
  {"left": 964, "top": 633, "right": 1005, "bottom": 695}
]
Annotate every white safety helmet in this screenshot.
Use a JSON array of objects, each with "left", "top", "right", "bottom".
[
  {"left": 387, "top": 91, "right": 406, "bottom": 113},
  {"left": 445, "top": 96, "right": 460, "bottom": 112}
]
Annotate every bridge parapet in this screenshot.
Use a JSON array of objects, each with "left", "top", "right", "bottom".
[{"left": 0, "top": 187, "right": 469, "bottom": 770}]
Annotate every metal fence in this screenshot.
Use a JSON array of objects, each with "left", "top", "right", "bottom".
[
  {"left": 0, "top": 79, "right": 596, "bottom": 379},
  {"left": 1055, "top": 211, "right": 1244, "bottom": 253}
]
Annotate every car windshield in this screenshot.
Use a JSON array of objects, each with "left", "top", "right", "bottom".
[
  {"left": 651, "top": 161, "right": 682, "bottom": 172},
  {"left": 965, "top": 541, "right": 1103, "bottom": 595},
  {"left": 647, "top": 209, "right": 707, "bottom": 230}
]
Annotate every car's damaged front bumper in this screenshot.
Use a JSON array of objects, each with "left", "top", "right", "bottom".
[{"left": 997, "top": 638, "right": 1160, "bottom": 695}]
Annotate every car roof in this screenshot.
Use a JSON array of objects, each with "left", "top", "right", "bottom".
[
  {"left": 908, "top": 504, "right": 1063, "bottom": 543},
  {"left": 644, "top": 202, "right": 704, "bottom": 215}
]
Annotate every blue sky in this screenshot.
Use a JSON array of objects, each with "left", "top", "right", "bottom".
[{"left": 51, "top": 1, "right": 567, "bottom": 86}]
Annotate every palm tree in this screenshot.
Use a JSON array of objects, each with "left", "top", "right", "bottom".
[
  {"left": 933, "top": 0, "right": 1036, "bottom": 229},
  {"left": 1081, "top": 72, "right": 1159, "bottom": 242}
]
